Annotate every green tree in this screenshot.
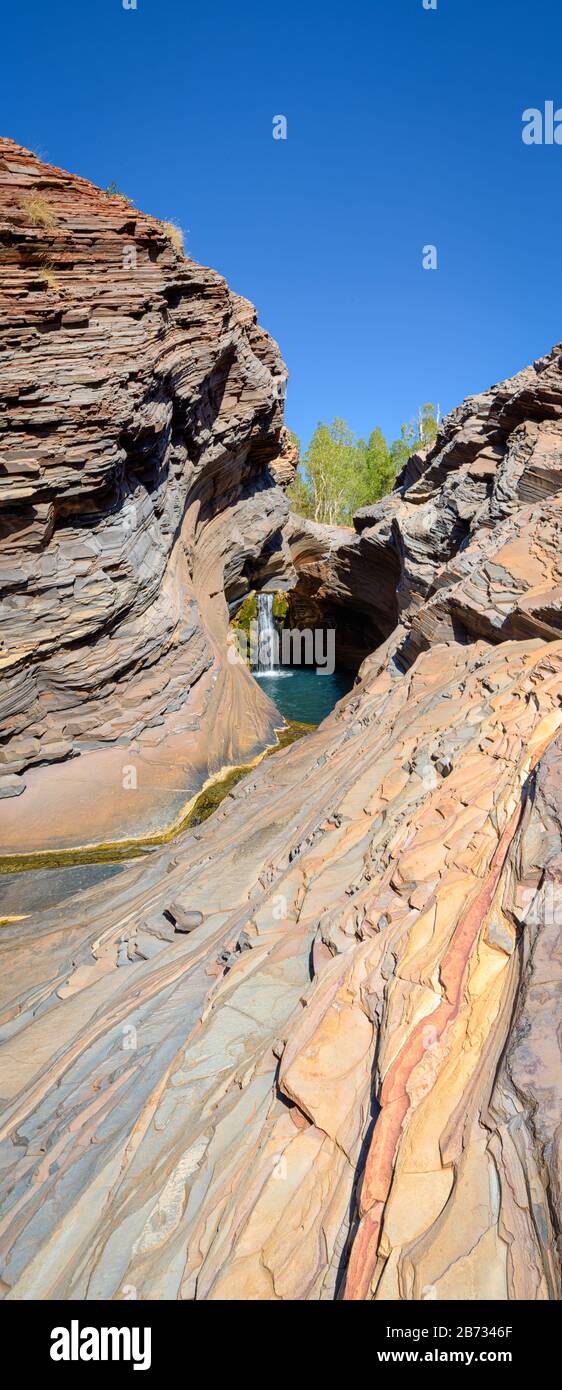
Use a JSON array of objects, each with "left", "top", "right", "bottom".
[
  {"left": 416, "top": 402, "right": 439, "bottom": 451},
  {"left": 288, "top": 418, "right": 364, "bottom": 525},
  {"left": 389, "top": 404, "right": 439, "bottom": 475},
  {"left": 361, "top": 427, "right": 395, "bottom": 502},
  {"left": 287, "top": 405, "right": 440, "bottom": 524},
  {"left": 287, "top": 468, "right": 315, "bottom": 519},
  {"left": 388, "top": 423, "right": 416, "bottom": 475}
]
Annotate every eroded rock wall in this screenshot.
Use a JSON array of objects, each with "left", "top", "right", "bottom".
[
  {"left": 0, "top": 140, "right": 295, "bottom": 849},
  {"left": 288, "top": 349, "right": 562, "bottom": 668}
]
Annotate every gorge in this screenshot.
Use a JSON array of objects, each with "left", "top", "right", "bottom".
[{"left": 0, "top": 139, "right": 560, "bottom": 1303}]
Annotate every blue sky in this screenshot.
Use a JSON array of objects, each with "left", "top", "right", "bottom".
[{"left": 3, "top": 0, "right": 562, "bottom": 451}]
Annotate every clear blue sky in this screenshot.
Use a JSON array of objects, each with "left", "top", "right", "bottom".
[{"left": 3, "top": 0, "right": 562, "bottom": 451}]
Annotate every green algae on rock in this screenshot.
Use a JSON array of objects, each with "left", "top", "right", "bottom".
[{"left": 0, "top": 721, "right": 315, "bottom": 877}]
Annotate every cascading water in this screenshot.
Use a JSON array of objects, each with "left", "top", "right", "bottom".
[{"left": 255, "top": 592, "right": 277, "bottom": 672}]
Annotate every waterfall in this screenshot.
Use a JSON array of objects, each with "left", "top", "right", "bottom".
[{"left": 255, "top": 592, "right": 277, "bottom": 671}]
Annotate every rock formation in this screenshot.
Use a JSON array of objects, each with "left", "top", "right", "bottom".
[
  {"left": 287, "top": 353, "right": 562, "bottom": 668},
  {"left": 0, "top": 145, "right": 560, "bottom": 1302},
  {"left": 0, "top": 139, "right": 295, "bottom": 850}
]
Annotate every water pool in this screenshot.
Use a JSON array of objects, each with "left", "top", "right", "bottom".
[{"left": 255, "top": 666, "right": 355, "bottom": 725}]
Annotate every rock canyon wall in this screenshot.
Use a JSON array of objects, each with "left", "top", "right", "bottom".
[
  {"left": 0, "top": 139, "right": 295, "bottom": 852},
  {"left": 0, "top": 145, "right": 560, "bottom": 1302}
]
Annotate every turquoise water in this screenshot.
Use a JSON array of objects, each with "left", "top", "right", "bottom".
[{"left": 255, "top": 667, "right": 355, "bottom": 725}]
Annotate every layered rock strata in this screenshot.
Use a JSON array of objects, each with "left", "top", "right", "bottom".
[
  {"left": 0, "top": 151, "right": 560, "bottom": 1301},
  {"left": 0, "top": 140, "right": 295, "bottom": 849},
  {"left": 1, "top": 631, "right": 559, "bottom": 1300},
  {"left": 288, "top": 351, "right": 562, "bottom": 667}
]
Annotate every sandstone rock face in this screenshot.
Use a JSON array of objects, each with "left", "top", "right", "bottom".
[
  {"left": 0, "top": 139, "right": 295, "bottom": 849},
  {"left": 0, "top": 150, "right": 560, "bottom": 1302}
]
